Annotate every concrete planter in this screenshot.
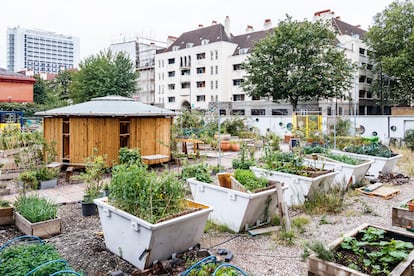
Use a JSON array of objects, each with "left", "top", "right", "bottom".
[
  {"left": 0, "top": 206, "right": 13, "bottom": 225},
  {"left": 331, "top": 149, "right": 402, "bottom": 178},
  {"left": 307, "top": 223, "right": 414, "bottom": 276},
  {"left": 15, "top": 211, "right": 61, "bottom": 238},
  {"left": 251, "top": 167, "right": 338, "bottom": 207},
  {"left": 303, "top": 157, "right": 374, "bottom": 190},
  {"left": 187, "top": 177, "right": 278, "bottom": 232},
  {"left": 40, "top": 178, "right": 58, "bottom": 189},
  {"left": 94, "top": 197, "right": 213, "bottom": 270}
]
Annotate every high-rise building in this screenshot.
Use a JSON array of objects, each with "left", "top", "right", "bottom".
[
  {"left": 7, "top": 27, "right": 80, "bottom": 74},
  {"left": 110, "top": 37, "right": 167, "bottom": 104}
]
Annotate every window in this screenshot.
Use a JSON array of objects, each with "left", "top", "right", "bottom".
[
  {"left": 359, "top": 75, "right": 366, "bottom": 83},
  {"left": 215, "top": 65, "right": 218, "bottom": 75},
  {"left": 233, "top": 79, "right": 243, "bottom": 86},
  {"left": 201, "top": 39, "right": 209, "bottom": 45},
  {"left": 233, "top": 94, "right": 245, "bottom": 101},
  {"left": 367, "top": 78, "right": 372, "bottom": 84},
  {"left": 220, "top": 110, "right": 226, "bottom": 115},
  {"left": 181, "top": 82, "right": 191, "bottom": 89},
  {"left": 359, "top": 90, "right": 366, "bottom": 98},
  {"left": 196, "top": 95, "right": 206, "bottom": 102},
  {"left": 181, "top": 69, "right": 190, "bottom": 75},
  {"left": 120, "top": 119, "right": 130, "bottom": 148},
  {"left": 367, "top": 64, "right": 373, "bottom": 70},
  {"left": 233, "top": 64, "right": 242, "bottom": 71},
  {"left": 215, "top": 50, "right": 218, "bottom": 59},
  {"left": 359, "top": 48, "right": 366, "bottom": 55},
  {"left": 196, "top": 53, "right": 205, "bottom": 60},
  {"left": 251, "top": 109, "right": 265, "bottom": 115},
  {"left": 168, "top": 58, "right": 175, "bottom": 64},
  {"left": 232, "top": 109, "right": 245, "bottom": 115},
  {"left": 186, "top": 43, "right": 194, "bottom": 48},
  {"left": 210, "top": 51, "right": 214, "bottom": 60},
  {"left": 239, "top": 48, "right": 248, "bottom": 55},
  {"left": 196, "top": 67, "right": 205, "bottom": 74},
  {"left": 196, "top": 81, "right": 206, "bottom": 88},
  {"left": 210, "top": 81, "right": 214, "bottom": 89},
  {"left": 168, "top": 97, "right": 175, "bottom": 102},
  {"left": 215, "top": 80, "right": 218, "bottom": 89},
  {"left": 210, "top": 66, "right": 214, "bottom": 75},
  {"left": 173, "top": 46, "right": 180, "bottom": 51},
  {"left": 168, "top": 71, "right": 175, "bottom": 77},
  {"left": 168, "top": 84, "right": 175, "bottom": 90},
  {"left": 272, "top": 109, "right": 288, "bottom": 115}
]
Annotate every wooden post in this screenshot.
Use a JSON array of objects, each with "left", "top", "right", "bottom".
[{"left": 276, "top": 182, "right": 291, "bottom": 231}]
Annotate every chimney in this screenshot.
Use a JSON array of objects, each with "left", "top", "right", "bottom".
[
  {"left": 212, "top": 20, "right": 217, "bottom": 25},
  {"left": 245, "top": 25, "right": 254, "bottom": 33},
  {"left": 263, "top": 19, "right": 272, "bottom": 30},
  {"left": 224, "top": 16, "right": 231, "bottom": 36},
  {"left": 167, "top": 35, "right": 177, "bottom": 46},
  {"left": 198, "top": 24, "right": 204, "bottom": 28}
]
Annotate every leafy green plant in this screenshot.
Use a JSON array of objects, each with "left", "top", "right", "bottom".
[
  {"left": 232, "top": 143, "right": 256, "bottom": 169},
  {"left": 0, "top": 243, "right": 66, "bottom": 275},
  {"left": 181, "top": 163, "right": 213, "bottom": 183},
  {"left": 80, "top": 150, "right": 107, "bottom": 202},
  {"left": 14, "top": 194, "right": 58, "bottom": 223},
  {"left": 261, "top": 150, "right": 310, "bottom": 176},
  {"left": 118, "top": 147, "right": 142, "bottom": 166},
  {"left": 35, "top": 166, "right": 59, "bottom": 181},
  {"left": 303, "top": 145, "right": 327, "bottom": 154},
  {"left": 110, "top": 163, "right": 187, "bottom": 224},
  {"left": 404, "top": 129, "right": 414, "bottom": 151},
  {"left": 18, "top": 170, "right": 39, "bottom": 190},
  {"left": 343, "top": 142, "right": 393, "bottom": 158},
  {"left": 337, "top": 226, "right": 414, "bottom": 275},
  {"left": 234, "top": 169, "right": 268, "bottom": 192},
  {"left": 324, "top": 153, "right": 364, "bottom": 165}
]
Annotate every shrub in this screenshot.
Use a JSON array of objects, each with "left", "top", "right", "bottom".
[
  {"left": 234, "top": 169, "right": 268, "bottom": 192},
  {"left": 181, "top": 163, "right": 213, "bottom": 183}
]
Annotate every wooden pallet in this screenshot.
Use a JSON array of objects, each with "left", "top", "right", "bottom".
[{"left": 356, "top": 186, "right": 400, "bottom": 200}]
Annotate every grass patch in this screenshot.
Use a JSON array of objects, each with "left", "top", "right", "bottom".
[
  {"left": 291, "top": 215, "right": 310, "bottom": 233},
  {"left": 14, "top": 194, "right": 58, "bottom": 223},
  {"left": 302, "top": 189, "right": 345, "bottom": 215},
  {"left": 204, "top": 220, "right": 235, "bottom": 234}
]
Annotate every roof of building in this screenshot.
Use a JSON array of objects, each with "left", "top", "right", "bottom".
[
  {"left": 157, "top": 23, "right": 273, "bottom": 56},
  {"left": 332, "top": 17, "right": 366, "bottom": 38},
  {"left": 0, "top": 68, "right": 36, "bottom": 82},
  {"left": 35, "top": 95, "right": 176, "bottom": 117}
]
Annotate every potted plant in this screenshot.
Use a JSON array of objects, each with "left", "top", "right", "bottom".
[
  {"left": 186, "top": 166, "right": 279, "bottom": 233},
  {"left": 94, "top": 155, "right": 213, "bottom": 270},
  {"left": 0, "top": 199, "right": 13, "bottom": 225},
  {"left": 78, "top": 150, "right": 107, "bottom": 216},
  {"left": 17, "top": 170, "right": 39, "bottom": 190},
  {"left": 230, "top": 140, "right": 241, "bottom": 151},
  {"left": 306, "top": 224, "right": 414, "bottom": 275},
  {"left": 14, "top": 194, "right": 61, "bottom": 238},
  {"left": 251, "top": 149, "right": 338, "bottom": 206},
  {"left": 35, "top": 166, "right": 59, "bottom": 189}
]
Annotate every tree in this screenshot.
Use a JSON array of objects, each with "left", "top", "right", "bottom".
[
  {"left": 365, "top": 0, "right": 414, "bottom": 105},
  {"left": 70, "top": 50, "right": 138, "bottom": 103},
  {"left": 242, "top": 16, "right": 355, "bottom": 111},
  {"left": 33, "top": 75, "right": 49, "bottom": 104}
]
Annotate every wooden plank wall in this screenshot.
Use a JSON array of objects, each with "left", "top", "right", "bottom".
[
  {"left": 43, "top": 116, "right": 172, "bottom": 167},
  {"left": 43, "top": 117, "right": 63, "bottom": 162}
]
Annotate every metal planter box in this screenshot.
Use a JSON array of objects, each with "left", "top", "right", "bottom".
[
  {"left": 303, "top": 157, "right": 374, "bottom": 190},
  {"left": 331, "top": 149, "right": 402, "bottom": 178},
  {"left": 250, "top": 167, "right": 338, "bottom": 207},
  {"left": 14, "top": 211, "right": 61, "bottom": 238},
  {"left": 94, "top": 197, "right": 213, "bottom": 270},
  {"left": 186, "top": 178, "right": 278, "bottom": 232},
  {"left": 307, "top": 223, "right": 414, "bottom": 276},
  {"left": 40, "top": 178, "right": 58, "bottom": 189}
]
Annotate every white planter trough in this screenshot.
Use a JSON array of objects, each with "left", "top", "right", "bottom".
[
  {"left": 303, "top": 157, "right": 374, "bottom": 190},
  {"left": 331, "top": 149, "right": 402, "bottom": 178},
  {"left": 186, "top": 177, "right": 279, "bottom": 232},
  {"left": 251, "top": 167, "right": 338, "bottom": 207},
  {"left": 94, "top": 197, "right": 213, "bottom": 270}
]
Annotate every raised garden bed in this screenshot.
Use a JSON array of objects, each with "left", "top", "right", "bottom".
[
  {"left": 393, "top": 200, "right": 414, "bottom": 229},
  {"left": 14, "top": 212, "right": 61, "bottom": 238},
  {"left": 251, "top": 166, "right": 338, "bottom": 206},
  {"left": 187, "top": 175, "right": 279, "bottom": 232},
  {"left": 307, "top": 223, "right": 414, "bottom": 276}
]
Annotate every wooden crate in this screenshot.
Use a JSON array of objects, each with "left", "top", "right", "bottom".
[
  {"left": 307, "top": 223, "right": 414, "bottom": 276},
  {"left": 392, "top": 202, "right": 414, "bottom": 228},
  {"left": 15, "top": 212, "right": 61, "bottom": 238}
]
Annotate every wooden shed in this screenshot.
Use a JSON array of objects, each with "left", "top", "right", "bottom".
[{"left": 35, "top": 96, "right": 176, "bottom": 166}]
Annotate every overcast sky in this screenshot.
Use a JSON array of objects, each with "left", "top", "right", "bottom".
[{"left": 0, "top": 0, "right": 396, "bottom": 68}]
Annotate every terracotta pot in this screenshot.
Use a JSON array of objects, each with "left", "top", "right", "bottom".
[
  {"left": 220, "top": 140, "right": 230, "bottom": 151},
  {"left": 230, "top": 143, "right": 240, "bottom": 151},
  {"left": 408, "top": 201, "right": 414, "bottom": 211}
]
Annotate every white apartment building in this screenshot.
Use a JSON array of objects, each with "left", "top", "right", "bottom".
[
  {"left": 156, "top": 13, "right": 378, "bottom": 115},
  {"left": 110, "top": 37, "right": 167, "bottom": 104},
  {"left": 314, "top": 10, "right": 377, "bottom": 115},
  {"left": 7, "top": 27, "right": 80, "bottom": 74}
]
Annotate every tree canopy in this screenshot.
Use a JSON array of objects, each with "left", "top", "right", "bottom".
[
  {"left": 365, "top": 0, "right": 414, "bottom": 105},
  {"left": 70, "top": 50, "right": 138, "bottom": 103},
  {"left": 242, "top": 16, "right": 355, "bottom": 111}
]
